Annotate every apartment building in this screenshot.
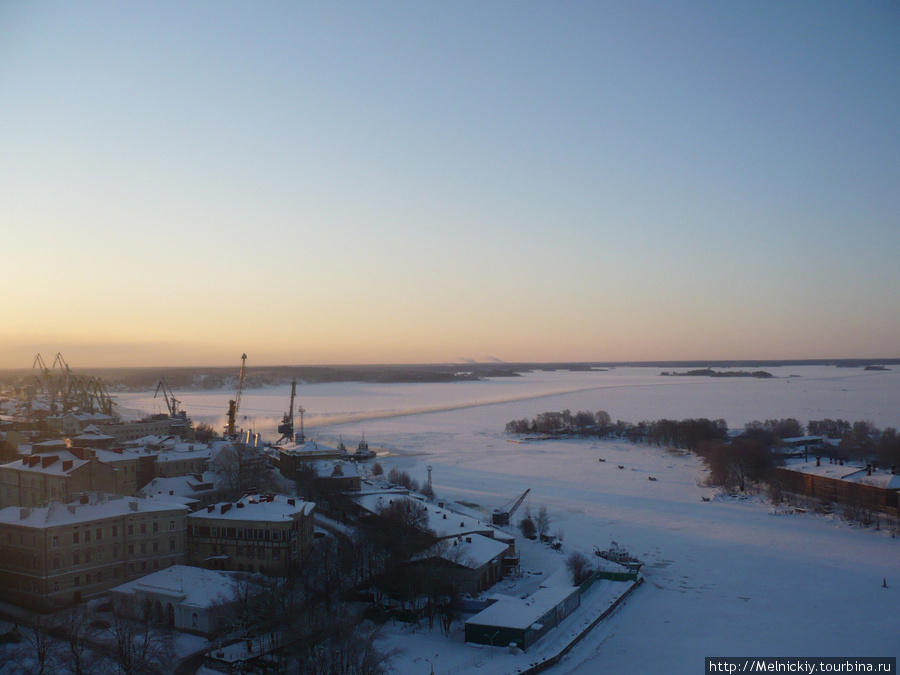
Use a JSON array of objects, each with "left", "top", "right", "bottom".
[
  {"left": 187, "top": 494, "right": 315, "bottom": 576},
  {"left": 0, "top": 451, "right": 120, "bottom": 508},
  {"left": 0, "top": 494, "right": 189, "bottom": 611}
]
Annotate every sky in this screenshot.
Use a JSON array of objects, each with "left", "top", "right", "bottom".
[{"left": 1, "top": 1, "right": 899, "bottom": 368}]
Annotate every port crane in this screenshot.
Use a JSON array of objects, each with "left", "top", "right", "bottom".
[
  {"left": 275, "top": 380, "right": 297, "bottom": 444},
  {"left": 491, "top": 488, "right": 530, "bottom": 526},
  {"left": 154, "top": 377, "right": 181, "bottom": 417},
  {"left": 225, "top": 354, "right": 247, "bottom": 437}
]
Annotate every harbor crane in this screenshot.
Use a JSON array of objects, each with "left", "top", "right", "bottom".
[
  {"left": 491, "top": 488, "right": 530, "bottom": 526},
  {"left": 154, "top": 377, "right": 181, "bottom": 417},
  {"left": 225, "top": 353, "right": 247, "bottom": 437},
  {"left": 275, "top": 379, "right": 297, "bottom": 444}
]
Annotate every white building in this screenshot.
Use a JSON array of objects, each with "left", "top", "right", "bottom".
[{"left": 109, "top": 564, "right": 238, "bottom": 634}]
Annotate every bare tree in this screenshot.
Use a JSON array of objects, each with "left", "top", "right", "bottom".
[
  {"left": 519, "top": 505, "right": 537, "bottom": 539},
  {"left": 703, "top": 439, "right": 774, "bottom": 492},
  {"left": 8, "top": 613, "right": 60, "bottom": 675},
  {"left": 104, "top": 598, "right": 175, "bottom": 675},
  {"left": 212, "top": 443, "right": 278, "bottom": 501},
  {"left": 56, "top": 604, "right": 104, "bottom": 675},
  {"left": 288, "top": 614, "right": 398, "bottom": 675},
  {"left": 535, "top": 504, "right": 551, "bottom": 540},
  {"left": 565, "top": 551, "right": 592, "bottom": 585}
]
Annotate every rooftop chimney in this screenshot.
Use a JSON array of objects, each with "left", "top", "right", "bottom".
[
  {"left": 80, "top": 494, "right": 89, "bottom": 505},
  {"left": 62, "top": 460, "right": 73, "bottom": 472},
  {"left": 42, "top": 455, "right": 59, "bottom": 468},
  {"left": 19, "top": 507, "right": 30, "bottom": 520},
  {"left": 287, "top": 499, "right": 295, "bottom": 506},
  {"left": 129, "top": 501, "right": 138, "bottom": 511},
  {"left": 867, "top": 464, "right": 872, "bottom": 476},
  {"left": 221, "top": 504, "right": 232, "bottom": 514},
  {"left": 207, "top": 505, "right": 215, "bottom": 513},
  {"left": 236, "top": 502, "right": 244, "bottom": 508}
]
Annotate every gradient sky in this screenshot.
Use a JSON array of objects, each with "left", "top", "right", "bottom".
[{"left": 1, "top": 1, "right": 898, "bottom": 368}]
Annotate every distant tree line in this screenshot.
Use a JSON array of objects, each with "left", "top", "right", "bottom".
[
  {"left": 504, "top": 411, "right": 900, "bottom": 492},
  {"left": 660, "top": 368, "right": 773, "bottom": 378}
]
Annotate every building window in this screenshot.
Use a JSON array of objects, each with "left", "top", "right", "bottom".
[
  {"left": 74, "top": 576, "right": 80, "bottom": 587},
  {"left": 52, "top": 536, "right": 59, "bottom": 548},
  {"left": 73, "top": 532, "right": 79, "bottom": 544},
  {"left": 152, "top": 541, "right": 158, "bottom": 553},
  {"left": 258, "top": 547, "right": 265, "bottom": 559},
  {"left": 140, "top": 543, "right": 146, "bottom": 554},
  {"left": 54, "top": 581, "right": 60, "bottom": 592},
  {"left": 128, "top": 545, "right": 134, "bottom": 556},
  {"left": 96, "top": 528, "right": 102, "bottom": 540},
  {"left": 85, "top": 550, "right": 92, "bottom": 563},
  {"left": 153, "top": 560, "right": 159, "bottom": 570},
  {"left": 169, "top": 521, "right": 175, "bottom": 531},
  {"left": 169, "top": 540, "right": 175, "bottom": 551},
  {"left": 140, "top": 561, "right": 146, "bottom": 571},
  {"left": 112, "top": 526, "right": 118, "bottom": 537},
  {"left": 85, "top": 531, "right": 91, "bottom": 542},
  {"left": 73, "top": 553, "right": 80, "bottom": 565},
  {"left": 152, "top": 522, "right": 158, "bottom": 533},
  {"left": 85, "top": 574, "right": 91, "bottom": 585},
  {"left": 140, "top": 524, "right": 146, "bottom": 534}
]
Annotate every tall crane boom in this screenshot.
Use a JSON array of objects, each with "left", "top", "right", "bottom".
[
  {"left": 225, "top": 353, "right": 247, "bottom": 437},
  {"left": 275, "top": 379, "right": 297, "bottom": 444},
  {"left": 154, "top": 378, "right": 180, "bottom": 417}
]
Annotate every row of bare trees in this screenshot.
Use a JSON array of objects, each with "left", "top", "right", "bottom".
[{"left": 2, "top": 602, "right": 174, "bottom": 675}]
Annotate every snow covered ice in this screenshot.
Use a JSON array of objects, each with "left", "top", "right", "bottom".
[{"left": 117, "top": 366, "right": 900, "bottom": 674}]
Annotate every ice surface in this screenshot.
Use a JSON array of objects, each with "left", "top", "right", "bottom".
[{"left": 115, "top": 366, "right": 899, "bottom": 673}]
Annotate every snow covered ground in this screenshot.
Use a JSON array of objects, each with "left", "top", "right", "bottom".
[{"left": 116, "top": 366, "right": 900, "bottom": 673}]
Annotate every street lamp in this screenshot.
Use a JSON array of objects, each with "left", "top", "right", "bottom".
[{"left": 424, "top": 653, "right": 438, "bottom": 674}]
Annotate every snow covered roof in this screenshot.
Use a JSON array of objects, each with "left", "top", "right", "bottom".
[
  {"left": 354, "top": 494, "right": 495, "bottom": 539},
  {"left": 783, "top": 460, "right": 900, "bottom": 488},
  {"left": 110, "top": 565, "right": 237, "bottom": 608},
  {"left": 842, "top": 469, "right": 900, "bottom": 490},
  {"left": 190, "top": 494, "right": 314, "bottom": 522},
  {"left": 421, "top": 502, "right": 495, "bottom": 539},
  {"left": 1, "top": 451, "right": 90, "bottom": 475},
  {"left": 0, "top": 495, "right": 189, "bottom": 528},
  {"left": 308, "top": 459, "right": 361, "bottom": 477},
  {"left": 466, "top": 585, "right": 579, "bottom": 630},
  {"left": 73, "top": 431, "right": 116, "bottom": 441},
  {"left": 783, "top": 460, "right": 860, "bottom": 480},
  {"left": 276, "top": 440, "right": 343, "bottom": 458},
  {"left": 420, "top": 533, "right": 510, "bottom": 569},
  {"left": 781, "top": 436, "right": 824, "bottom": 445},
  {"left": 139, "top": 471, "right": 224, "bottom": 498}
]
